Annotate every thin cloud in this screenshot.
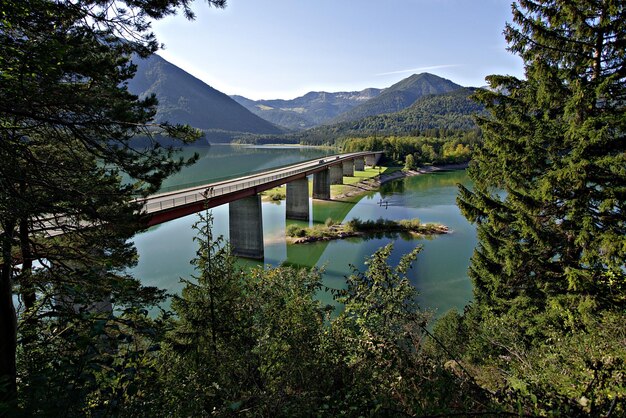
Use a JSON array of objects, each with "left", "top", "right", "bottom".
[{"left": 376, "top": 64, "right": 460, "bottom": 76}]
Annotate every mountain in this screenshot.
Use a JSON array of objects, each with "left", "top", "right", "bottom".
[
  {"left": 231, "top": 88, "right": 382, "bottom": 130},
  {"left": 126, "top": 54, "right": 284, "bottom": 138},
  {"left": 294, "top": 87, "right": 485, "bottom": 145},
  {"left": 331, "top": 73, "right": 463, "bottom": 123},
  {"left": 230, "top": 95, "right": 314, "bottom": 131}
]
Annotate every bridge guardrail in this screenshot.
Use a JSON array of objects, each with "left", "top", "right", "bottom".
[
  {"left": 141, "top": 151, "right": 381, "bottom": 214},
  {"left": 142, "top": 166, "right": 308, "bottom": 213}
]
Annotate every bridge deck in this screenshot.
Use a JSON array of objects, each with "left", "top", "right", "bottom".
[{"left": 140, "top": 151, "right": 380, "bottom": 227}]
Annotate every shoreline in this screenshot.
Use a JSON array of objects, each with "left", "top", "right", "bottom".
[
  {"left": 332, "top": 162, "right": 469, "bottom": 201},
  {"left": 287, "top": 221, "right": 450, "bottom": 245}
]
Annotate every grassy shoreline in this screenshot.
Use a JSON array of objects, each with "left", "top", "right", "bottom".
[
  {"left": 286, "top": 217, "right": 449, "bottom": 244},
  {"left": 261, "top": 163, "right": 468, "bottom": 203},
  {"left": 261, "top": 166, "right": 394, "bottom": 202}
]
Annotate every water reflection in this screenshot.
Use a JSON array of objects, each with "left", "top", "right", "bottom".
[{"left": 132, "top": 156, "right": 476, "bottom": 319}]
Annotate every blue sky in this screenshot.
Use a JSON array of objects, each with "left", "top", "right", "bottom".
[{"left": 152, "top": 0, "right": 524, "bottom": 100}]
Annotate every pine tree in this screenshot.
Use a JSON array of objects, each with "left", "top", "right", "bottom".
[
  {"left": 162, "top": 211, "right": 331, "bottom": 415},
  {"left": 456, "top": 1, "right": 626, "bottom": 414},
  {"left": 459, "top": 0, "right": 626, "bottom": 314},
  {"left": 0, "top": 0, "right": 225, "bottom": 407}
]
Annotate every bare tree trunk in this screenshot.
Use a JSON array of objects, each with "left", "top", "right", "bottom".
[
  {"left": 0, "top": 218, "right": 18, "bottom": 407},
  {"left": 19, "top": 218, "right": 35, "bottom": 313}
]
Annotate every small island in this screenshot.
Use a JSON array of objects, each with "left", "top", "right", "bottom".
[{"left": 286, "top": 217, "right": 449, "bottom": 244}]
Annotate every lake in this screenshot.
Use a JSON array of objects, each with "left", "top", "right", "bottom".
[{"left": 132, "top": 144, "right": 476, "bottom": 317}]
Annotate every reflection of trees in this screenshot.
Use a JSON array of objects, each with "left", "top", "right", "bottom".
[
  {"left": 361, "top": 231, "right": 433, "bottom": 242},
  {"left": 285, "top": 239, "right": 329, "bottom": 269},
  {"left": 380, "top": 180, "right": 405, "bottom": 198},
  {"left": 408, "top": 171, "right": 469, "bottom": 191},
  {"left": 312, "top": 199, "right": 359, "bottom": 225},
  {"left": 380, "top": 170, "right": 470, "bottom": 199},
  {"left": 286, "top": 196, "right": 366, "bottom": 268}
]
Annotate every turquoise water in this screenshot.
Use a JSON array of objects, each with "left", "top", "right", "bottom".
[
  {"left": 158, "top": 144, "right": 334, "bottom": 191},
  {"left": 132, "top": 145, "right": 476, "bottom": 317}
]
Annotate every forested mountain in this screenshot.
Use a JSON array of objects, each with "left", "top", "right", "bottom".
[
  {"left": 126, "top": 54, "right": 285, "bottom": 138},
  {"left": 331, "top": 73, "right": 462, "bottom": 123},
  {"left": 294, "top": 87, "right": 484, "bottom": 145},
  {"left": 231, "top": 88, "right": 382, "bottom": 130}
]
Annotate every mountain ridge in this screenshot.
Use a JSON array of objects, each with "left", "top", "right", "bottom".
[
  {"left": 231, "top": 88, "right": 382, "bottom": 130},
  {"left": 330, "top": 73, "right": 463, "bottom": 124},
  {"left": 126, "top": 54, "right": 285, "bottom": 138},
  {"left": 290, "top": 87, "right": 485, "bottom": 145}
]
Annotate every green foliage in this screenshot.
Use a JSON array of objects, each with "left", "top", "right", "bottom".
[
  {"left": 1, "top": 0, "right": 224, "bottom": 410},
  {"left": 290, "top": 217, "right": 445, "bottom": 242},
  {"left": 452, "top": 0, "right": 626, "bottom": 415},
  {"left": 342, "top": 132, "right": 481, "bottom": 166},
  {"left": 147, "top": 220, "right": 491, "bottom": 416},
  {"left": 404, "top": 153, "right": 416, "bottom": 170},
  {"left": 285, "top": 223, "right": 306, "bottom": 237},
  {"left": 328, "top": 244, "right": 490, "bottom": 415},
  {"left": 427, "top": 309, "right": 468, "bottom": 362},
  {"left": 269, "top": 192, "right": 284, "bottom": 201},
  {"left": 157, "top": 212, "right": 333, "bottom": 416},
  {"left": 294, "top": 87, "right": 486, "bottom": 145},
  {"left": 17, "top": 303, "right": 169, "bottom": 417}
]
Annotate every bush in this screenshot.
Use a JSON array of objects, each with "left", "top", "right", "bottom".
[
  {"left": 398, "top": 219, "right": 422, "bottom": 230},
  {"left": 344, "top": 218, "right": 360, "bottom": 232},
  {"left": 286, "top": 224, "right": 306, "bottom": 237}
]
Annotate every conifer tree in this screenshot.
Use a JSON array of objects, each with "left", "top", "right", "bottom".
[
  {"left": 459, "top": 0, "right": 626, "bottom": 314},
  {"left": 456, "top": 1, "right": 626, "bottom": 414},
  {"left": 0, "top": 0, "right": 225, "bottom": 407}
]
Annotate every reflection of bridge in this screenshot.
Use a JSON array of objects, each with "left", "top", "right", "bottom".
[{"left": 141, "top": 151, "right": 383, "bottom": 259}]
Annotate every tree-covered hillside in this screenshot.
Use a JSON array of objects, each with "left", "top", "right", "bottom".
[
  {"left": 294, "top": 88, "right": 484, "bottom": 145},
  {"left": 331, "top": 73, "right": 462, "bottom": 123}
]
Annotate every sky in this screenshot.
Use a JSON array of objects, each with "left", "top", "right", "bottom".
[{"left": 151, "top": 0, "right": 525, "bottom": 100}]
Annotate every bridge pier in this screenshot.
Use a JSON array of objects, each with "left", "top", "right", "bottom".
[
  {"left": 365, "top": 153, "right": 382, "bottom": 167},
  {"left": 329, "top": 164, "right": 343, "bottom": 185},
  {"left": 343, "top": 160, "right": 354, "bottom": 177},
  {"left": 354, "top": 157, "right": 365, "bottom": 171},
  {"left": 313, "top": 170, "right": 330, "bottom": 200},
  {"left": 286, "top": 178, "right": 309, "bottom": 220},
  {"left": 229, "top": 194, "right": 264, "bottom": 259}
]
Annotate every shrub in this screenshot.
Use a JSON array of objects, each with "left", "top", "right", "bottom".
[{"left": 286, "top": 224, "right": 306, "bottom": 237}]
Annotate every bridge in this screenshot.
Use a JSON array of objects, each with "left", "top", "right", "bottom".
[{"left": 140, "top": 151, "right": 383, "bottom": 259}]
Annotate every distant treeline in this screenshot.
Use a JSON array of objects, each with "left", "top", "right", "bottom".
[
  {"left": 229, "top": 88, "right": 485, "bottom": 147},
  {"left": 341, "top": 129, "right": 482, "bottom": 167},
  {"left": 292, "top": 88, "right": 485, "bottom": 146}
]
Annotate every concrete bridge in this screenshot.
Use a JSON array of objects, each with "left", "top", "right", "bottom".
[{"left": 141, "top": 151, "right": 383, "bottom": 259}]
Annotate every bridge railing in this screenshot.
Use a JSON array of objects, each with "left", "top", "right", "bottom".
[
  {"left": 141, "top": 151, "right": 381, "bottom": 214},
  {"left": 142, "top": 166, "right": 310, "bottom": 213}
]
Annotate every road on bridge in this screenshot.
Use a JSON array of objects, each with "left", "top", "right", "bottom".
[{"left": 140, "top": 151, "right": 381, "bottom": 227}]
